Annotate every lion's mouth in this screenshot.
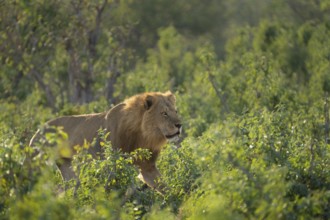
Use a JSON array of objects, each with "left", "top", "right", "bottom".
[{"left": 165, "top": 130, "right": 181, "bottom": 139}]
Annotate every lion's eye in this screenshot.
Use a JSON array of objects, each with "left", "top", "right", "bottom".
[{"left": 162, "top": 112, "right": 168, "bottom": 117}]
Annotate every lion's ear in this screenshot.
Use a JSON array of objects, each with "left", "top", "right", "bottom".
[
  {"left": 144, "top": 95, "right": 153, "bottom": 110},
  {"left": 165, "top": 91, "right": 176, "bottom": 104}
]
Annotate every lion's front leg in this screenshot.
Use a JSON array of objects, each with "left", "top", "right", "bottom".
[
  {"left": 57, "top": 158, "right": 77, "bottom": 181},
  {"left": 138, "top": 162, "right": 166, "bottom": 195}
]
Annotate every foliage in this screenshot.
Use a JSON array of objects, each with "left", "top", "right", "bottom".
[{"left": 1, "top": 0, "right": 330, "bottom": 219}]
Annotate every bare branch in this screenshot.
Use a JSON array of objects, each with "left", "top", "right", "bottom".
[
  {"left": 29, "top": 69, "right": 57, "bottom": 111},
  {"left": 208, "top": 71, "right": 229, "bottom": 114},
  {"left": 325, "top": 91, "right": 329, "bottom": 144}
]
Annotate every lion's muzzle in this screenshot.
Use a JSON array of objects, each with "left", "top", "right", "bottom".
[{"left": 165, "top": 124, "right": 182, "bottom": 142}]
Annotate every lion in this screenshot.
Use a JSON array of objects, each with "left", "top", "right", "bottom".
[{"left": 28, "top": 91, "right": 182, "bottom": 194}]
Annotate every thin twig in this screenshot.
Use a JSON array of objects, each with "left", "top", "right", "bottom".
[
  {"left": 207, "top": 71, "right": 229, "bottom": 114},
  {"left": 324, "top": 91, "right": 329, "bottom": 144}
]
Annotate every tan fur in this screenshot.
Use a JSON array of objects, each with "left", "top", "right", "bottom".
[{"left": 29, "top": 91, "right": 182, "bottom": 193}]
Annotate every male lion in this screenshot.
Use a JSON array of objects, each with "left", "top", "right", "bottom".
[{"left": 28, "top": 91, "right": 182, "bottom": 194}]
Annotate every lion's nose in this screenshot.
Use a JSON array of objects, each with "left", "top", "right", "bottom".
[{"left": 175, "top": 123, "right": 182, "bottom": 129}]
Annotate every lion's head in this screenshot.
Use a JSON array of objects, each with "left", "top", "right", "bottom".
[{"left": 140, "top": 91, "right": 182, "bottom": 143}]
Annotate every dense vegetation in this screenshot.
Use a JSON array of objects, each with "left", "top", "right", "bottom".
[{"left": 1, "top": 0, "right": 330, "bottom": 219}]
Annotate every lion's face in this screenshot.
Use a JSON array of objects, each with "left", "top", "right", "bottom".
[{"left": 142, "top": 92, "right": 182, "bottom": 143}]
